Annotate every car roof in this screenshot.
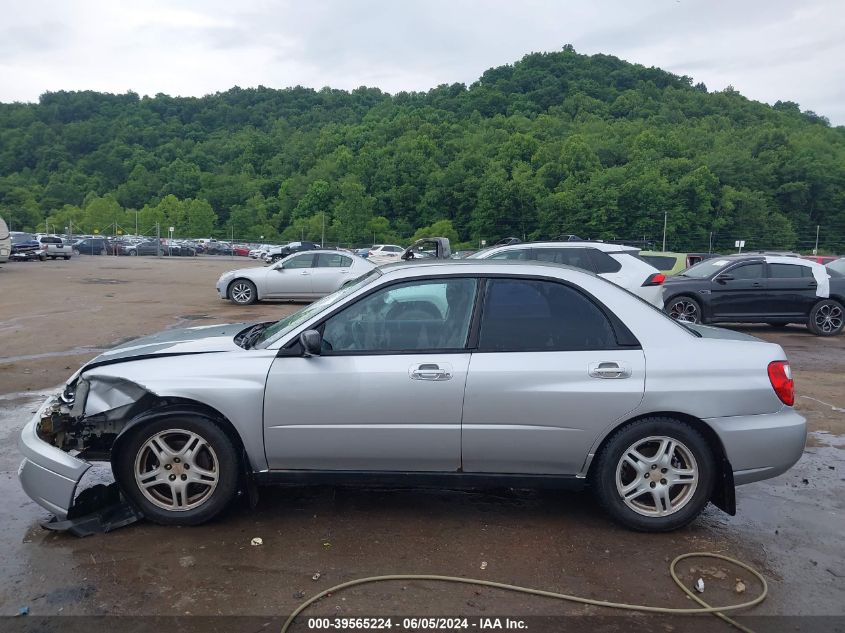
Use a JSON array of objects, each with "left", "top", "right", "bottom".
[
  {"left": 480, "top": 241, "right": 638, "bottom": 253},
  {"left": 378, "top": 258, "right": 600, "bottom": 279}
]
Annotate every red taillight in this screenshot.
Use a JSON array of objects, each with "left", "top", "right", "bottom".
[
  {"left": 642, "top": 273, "right": 666, "bottom": 286},
  {"left": 768, "top": 361, "right": 794, "bottom": 406}
]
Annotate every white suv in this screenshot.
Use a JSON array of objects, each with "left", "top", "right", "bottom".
[
  {"left": 469, "top": 242, "right": 664, "bottom": 306},
  {"left": 367, "top": 244, "right": 405, "bottom": 264}
]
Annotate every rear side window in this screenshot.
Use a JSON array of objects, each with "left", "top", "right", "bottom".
[
  {"left": 478, "top": 278, "right": 618, "bottom": 351},
  {"left": 641, "top": 255, "right": 678, "bottom": 270},
  {"left": 532, "top": 248, "right": 596, "bottom": 272},
  {"left": 767, "top": 263, "right": 805, "bottom": 279},
  {"left": 589, "top": 249, "right": 622, "bottom": 273},
  {"left": 317, "top": 253, "right": 352, "bottom": 268}
]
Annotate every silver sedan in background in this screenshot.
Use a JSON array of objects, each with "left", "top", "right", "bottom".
[
  {"left": 20, "top": 261, "right": 805, "bottom": 531},
  {"left": 216, "top": 250, "right": 376, "bottom": 304}
]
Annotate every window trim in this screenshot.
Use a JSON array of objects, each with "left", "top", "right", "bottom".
[{"left": 279, "top": 272, "right": 640, "bottom": 357}]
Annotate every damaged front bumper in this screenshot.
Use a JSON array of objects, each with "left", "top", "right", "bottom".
[{"left": 18, "top": 397, "right": 91, "bottom": 519}]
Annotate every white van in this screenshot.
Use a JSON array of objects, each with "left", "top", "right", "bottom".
[{"left": 0, "top": 216, "right": 10, "bottom": 265}]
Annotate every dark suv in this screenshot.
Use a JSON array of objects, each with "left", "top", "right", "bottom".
[
  {"left": 73, "top": 237, "right": 115, "bottom": 255},
  {"left": 663, "top": 255, "right": 844, "bottom": 336}
]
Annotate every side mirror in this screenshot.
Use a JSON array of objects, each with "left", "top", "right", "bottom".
[
  {"left": 401, "top": 250, "right": 413, "bottom": 260},
  {"left": 715, "top": 273, "right": 734, "bottom": 283},
  {"left": 300, "top": 329, "right": 322, "bottom": 357}
]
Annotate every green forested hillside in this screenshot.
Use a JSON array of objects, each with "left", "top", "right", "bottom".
[{"left": 1, "top": 46, "right": 844, "bottom": 252}]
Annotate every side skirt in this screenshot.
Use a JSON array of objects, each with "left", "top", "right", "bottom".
[{"left": 254, "top": 470, "right": 586, "bottom": 491}]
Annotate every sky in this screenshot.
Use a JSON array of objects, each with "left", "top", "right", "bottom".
[{"left": 1, "top": 0, "right": 844, "bottom": 125}]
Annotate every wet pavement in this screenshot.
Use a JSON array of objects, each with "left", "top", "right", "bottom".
[{"left": 0, "top": 258, "right": 843, "bottom": 627}]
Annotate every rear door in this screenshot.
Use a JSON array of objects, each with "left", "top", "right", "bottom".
[
  {"left": 766, "top": 262, "right": 819, "bottom": 316},
  {"left": 311, "top": 253, "right": 353, "bottom": 295},
  {"left": 461, "top": 277, "right": 645, "bottom": 475}
]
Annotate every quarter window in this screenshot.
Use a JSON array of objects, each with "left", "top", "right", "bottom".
[
  {"left": 589, "top": 249, "right": 623, "bottom": 273},
  {"left": 488, "top": 249, "right": 530, "bottom": 260},
  {"left": 321, "top": 279, "right": 477, "bottom": 352},
  {"left": 533, "top": 248, "right": 595, "bottom": 271},
  {"left": 478, "top": 279, "right": 618, "bottom": 351}
]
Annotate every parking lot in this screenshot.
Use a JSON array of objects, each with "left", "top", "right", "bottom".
[{"left": 1, "top": 256, "right": 843, "bottom": 627}]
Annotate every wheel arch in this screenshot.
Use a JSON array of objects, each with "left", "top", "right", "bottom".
[
  {"left": 585, "top": 410, "right": 736, "bottom": 515},
  {"left": 226, "top": 276, "right": 262, "bottom": 301}
]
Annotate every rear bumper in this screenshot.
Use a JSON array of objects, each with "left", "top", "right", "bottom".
[
  {"left": 18, "top": 398, "right": 91, "bottom": 519},
  {"left": 706, "top": 407, "right": 806, "bottom": 485}
]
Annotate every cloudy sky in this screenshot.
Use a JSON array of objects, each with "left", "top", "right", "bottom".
[{"left": 1, "top": 0, "right": 844, "bottom": 124}]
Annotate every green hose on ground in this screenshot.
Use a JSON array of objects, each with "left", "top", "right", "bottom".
[{"left": 282, "top": 552, "right": 767, "bottom": 633}]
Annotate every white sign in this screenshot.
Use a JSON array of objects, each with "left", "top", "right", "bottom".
[
  {"left": 734, "top": 240, "right": 745, "bottom": 248},
  {"left": 169, "top": 226, "right": 175, "bottom": 233}
]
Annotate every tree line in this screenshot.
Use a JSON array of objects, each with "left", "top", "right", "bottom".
[{"left": 1, "top": 46, "right": 844, "bottom": 252}]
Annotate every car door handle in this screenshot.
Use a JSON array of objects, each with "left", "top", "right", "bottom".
[
  {"left": 409, "top": 363, "right": 452, "bottom": 381},
  {"left": 588, "top": 362, "right": 631, "bottom": 379},
  {"left": 751, "top": 282, "right": 763, "bottom": 287},
  {"left": 300, "top": 271, "right": 309, "bottom": 275}
]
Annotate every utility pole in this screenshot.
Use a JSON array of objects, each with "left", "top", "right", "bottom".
[
  {"left": 321, "top": 211, "right": 325, "bottom": 248},
  {"left": 814, "top": 225, "right": 820, "bottom": 255},
  {"left": 661, "top": 211, "right": 667, "bottom": 252},
  {"left": 156, "top": 222, "right": 161, "bottom": 258},
  {"left": 708, "top": 232, "right": 713, "bottom": 254},
  {"left": 135, "top": 210, "right": 138, "bottom": 236}
]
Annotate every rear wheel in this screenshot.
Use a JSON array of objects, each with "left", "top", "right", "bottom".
[
  {"left": 666, "top": 296, "right": 701, "bottom": 324},
  {"left": 114, "top": 416, "right": 239, "bottom": 526},
  {"left": 593, "top": 417, "right": 715, "bottom": 531},
  {"left": 807, "top": 299, "right": 844, "bottom": 336},
  {"left": 228, "top": 279, "right": 257, "bottom": 305},
  {"left": 63, "top": 256, "right": 70, "bottom": 260}
]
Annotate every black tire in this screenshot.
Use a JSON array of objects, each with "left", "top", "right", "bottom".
[
  {"left": 64, "top": 256, "right": 70, "bottom": 260},
  {"left": 72, "top": 248, "right": 80, "bottom": 256},
  {"left": 129, "top": 250, "right": 137, "bottom": 256},
  {"left": 39, "top": 254, "right": 47, "bottom": 261},
  {"left": 228, "top": 278, "right": 258, "bottom": 305},
  {"left": 665, "top": 295, "right": 702, "bottom": 324},
  {"left": 592, "top": 417, "right": 715, "bottom": 532},
  {"left": 807, "top": 299, "right": 844, "bottom": 336},
  {"left": 114, "top": 415, "right": 239, "bottom": 526},
  {"left": 99, "top": 248, "right": 107, "bottom": 256}
]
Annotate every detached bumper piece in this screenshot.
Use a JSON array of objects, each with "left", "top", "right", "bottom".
[
  {"left": 18, "top": 398, "right": 142, "bottom": 537},
  {"left": 41, "top": 483, "right": 142, "bottom": 538}
]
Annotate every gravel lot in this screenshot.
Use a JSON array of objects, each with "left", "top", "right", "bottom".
[{"left": 0, "top": 256, "right": 843, "bottom": 628}]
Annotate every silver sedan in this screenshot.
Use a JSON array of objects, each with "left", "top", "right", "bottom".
[
  {"left": 217, "top": 250, "right": 375, "bottom": 304},
  {"left": 19, "top": 261, "right": 806, "bottom": 531}
]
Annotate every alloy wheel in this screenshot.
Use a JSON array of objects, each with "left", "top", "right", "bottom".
[
  {"left": 134, "top": 429, "right": 219, "bottom": 511},
  {"left": 615, "top": 435, "right": 699, "bottom": 517},
  {"left": 668, "top": 299, "right": 699, "bottom": 323},
  {"left": 815, "top": 303, "right": 843, "bottom": 333},
  {"left": 231, "top": 282, "right": 253, "bottom": 304}
]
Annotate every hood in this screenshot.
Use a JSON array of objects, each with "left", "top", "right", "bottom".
[{"left": 87, "top": 322, "right": 251, "bottom": 366}]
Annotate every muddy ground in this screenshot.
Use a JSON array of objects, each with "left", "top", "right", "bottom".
[{"left": 0, "top": 256, "right": 843, "bottom": 630}]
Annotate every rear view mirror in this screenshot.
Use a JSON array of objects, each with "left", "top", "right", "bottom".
[{"left": 300, "top": 330, "right": 322, "bottom": 357}]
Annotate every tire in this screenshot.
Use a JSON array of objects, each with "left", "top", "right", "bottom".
[
  {"left": 807, "top": 299, "right": 844, "bottom": 336},
  {"left": 64, "top": 256, "right": 70, "bottom": 260},
  {"left": 114, "top": 415, "right": 239, "bottom": 526},
  {"left": 592, "top": 417, "right": 715, "bottom": 532},
  {"left": 228, "top": 279, "right": 257, "bottom": 305},
  {"left": 39, "top": 254, "right": 47, "bottom": 261},
  {"left": 129, "top": 250, "right": 137, "bottom": 256},
  {"left": 665, "top": 295, "right": 702, "bottom": 324},
  {"left": 72, "top": 249, "right": 80, "bottom": 256},
  {"left": 99, "top": 248, "right": 107, "bottom": 256}
]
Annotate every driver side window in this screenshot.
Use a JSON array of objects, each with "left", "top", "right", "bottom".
[{"left": 322, "top": 279, "right": 477, "bottom": 353}]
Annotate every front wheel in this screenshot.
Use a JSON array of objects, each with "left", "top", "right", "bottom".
[
  {"left": 808, "top": 299, "right": 844, "bottom": 336},
  {"left": 228, "top": 279, "right": 257, "bottom": 305},
  {"left": 114, "top": 416, "right": 239, "bottom": 526},
  {"left": 666, "top": 296, "right": 702, "bottom": 324},
  {"left": 593, "top": 417, "right": 715, "bottom": 531}
]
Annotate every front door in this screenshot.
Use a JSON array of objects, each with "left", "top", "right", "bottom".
[
  {"left": 262, "top": 277, "right": 478, "bottom": 471},
  {"left": 461, "top": 278, "right": 645, "bottom": 475},
  {"left": 264, "top": 253, "right": 316, "bottom": 298},
  {"left": 708, "top": 261, "right": 766, "bottom": 318}
]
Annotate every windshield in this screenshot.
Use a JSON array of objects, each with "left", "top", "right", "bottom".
[
  {"left": 253, "top": 268, "right": 383, "bottom": 348},
  {"left": 678, "top": 258, "right": 735, "bottom": 278},
  {"left": 11, "top": 232, "right": 35, "bottom": 244}
]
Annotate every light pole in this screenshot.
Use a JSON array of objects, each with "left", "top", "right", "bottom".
[{"left": 661, "top": 211, "right": 667, "bottom": 252}]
